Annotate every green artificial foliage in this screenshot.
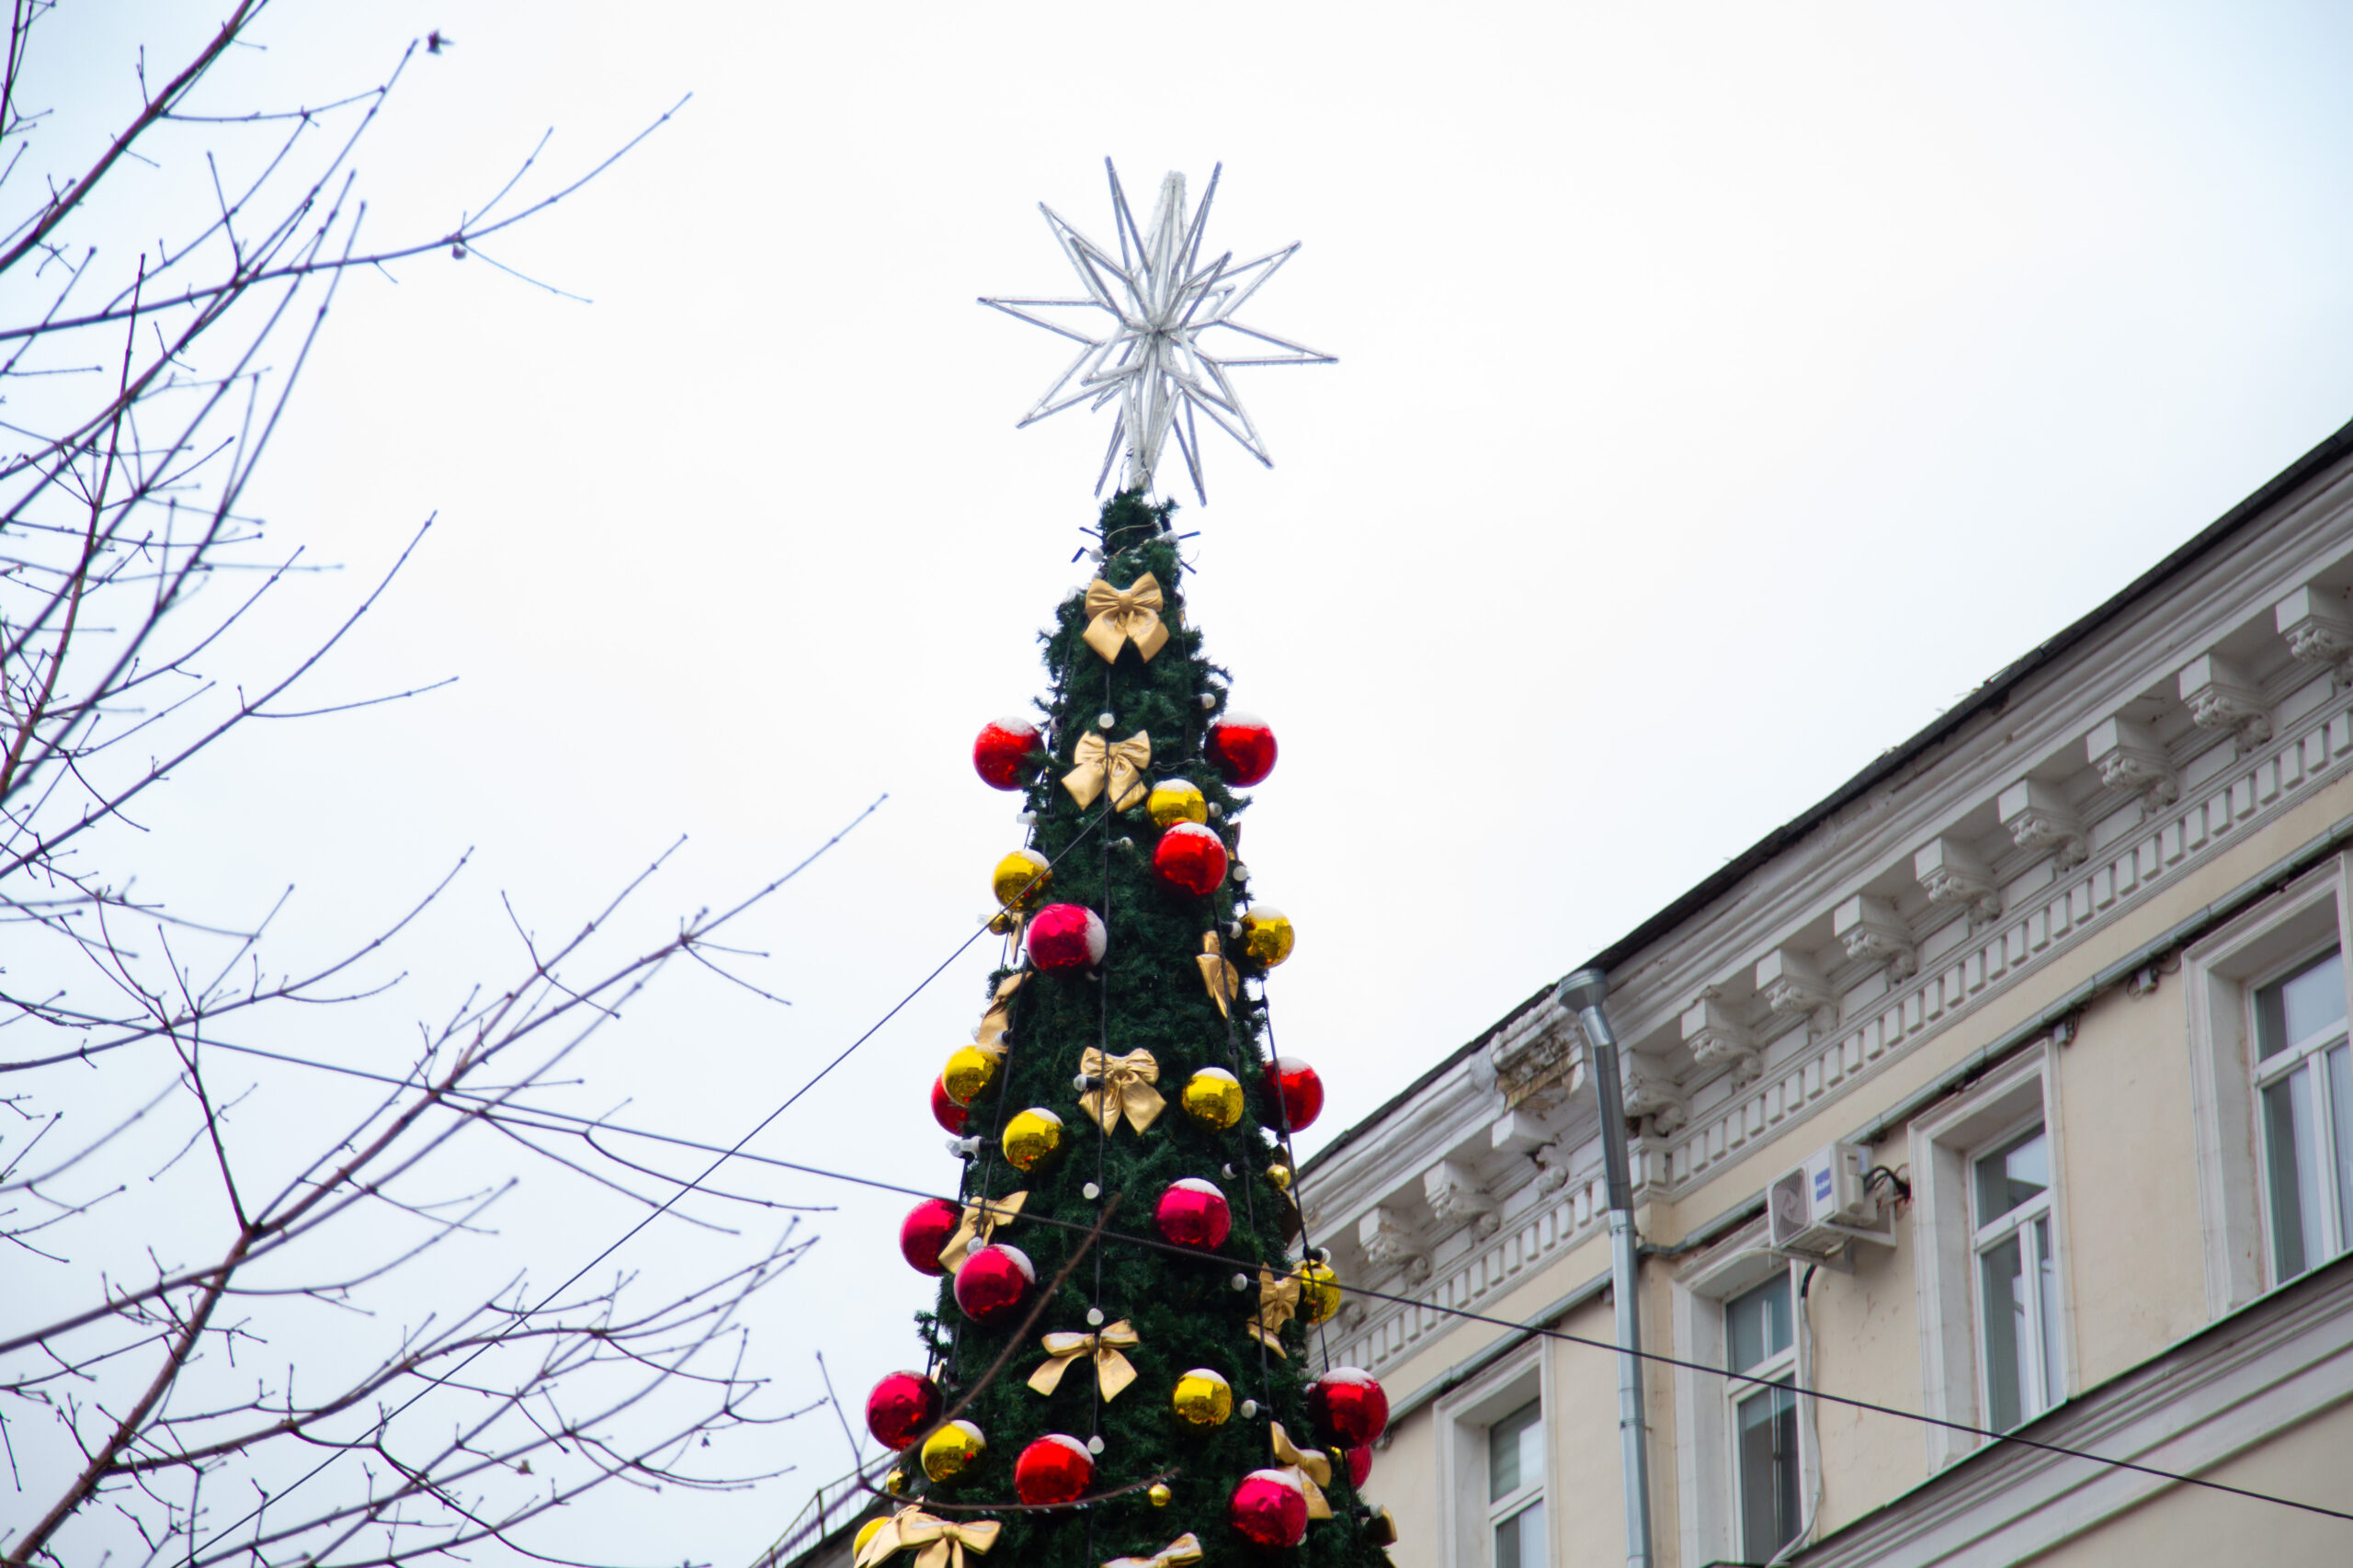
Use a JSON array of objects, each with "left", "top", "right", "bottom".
[{"left": 889, "top": 490, "right": 1387, "bottom": 1568}]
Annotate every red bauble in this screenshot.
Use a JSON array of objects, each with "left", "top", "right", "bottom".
[
  {"left": 1207, "top": 713, "right": 1278, "bottom": 788},
  {"left": 899, "top": 1198, "right": 962, "bottom": 1277},
  {"left": 1338, "top": 1443, "right": 1373, "bottom": 1489},
  {"left": 1154, "top": 1177, "right": 1233, "bottom": 1250},
  {"left": 973, "top": 716, "right": 1041, "bottom": 790},
  {"left": 1026, "top": 903, "right": 1107, "bottom": 972},
  {"left": 951, "top": 1243, "right": 1035, "bottom": 1324},
  {"left": 1153, "top": 822, "right": 1229, "bottom": 897},
  {"left": 1229, "top": 1469, "right": 1309, "bottom": 1549},
  {"left": 1263, "top": 1056, "right": 1325, "bottom": 1133},
  {"left": 864, "top": 1370, "right": 940, "bottom": 1451},
  {"left": 1309, "top": 1366, "right": 1390, "bottom": 1447},
  {"left": 1012, "top": 1434, "right": 1095, "bottom": 1506},
  {"left": 931, "top": 1075, "right": 968, "bottom": 1134}
]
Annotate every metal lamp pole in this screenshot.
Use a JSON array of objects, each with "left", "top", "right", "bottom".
[{"left": 1555, "top": 967, "right": 1655, "bottom": 1568}]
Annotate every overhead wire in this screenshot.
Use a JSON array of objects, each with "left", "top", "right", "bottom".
[{"left": 137, "top": 988, "right": 2353, "bottom": 1533}]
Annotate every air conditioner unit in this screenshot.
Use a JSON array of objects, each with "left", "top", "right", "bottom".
[{"left": 1768, "top": 1142, "right": 1894, "bottom": 1256}]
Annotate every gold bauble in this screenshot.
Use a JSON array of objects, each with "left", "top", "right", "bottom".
[
  {"left": 884, "top": 1469, "right": 907, "bottom": 1496},
  {"left": 992, "top": 848, "right": 1052, "bottom": 911},
  {"left": 1239, "top": 906, "right": 1295, "bottom": 968},
  {"left": 1294, "top": 1258, "right": 1342, "bottom": 1326},
  {"left": 1148, "top": 1483, "right": 1173, "bottom": 1507},
  {"left": 1170, "top": 1367, "right": 1234, "bottom": 1426},
  {"left": 1266, "top": 1163, "right": 1292, "bottom": 1191},
  {"left": 1002, "top": 1107, "right": 1064, "bottom": 1171},
  {"left": 942, "top": 1045, "right": 1000, "bottom": 1106},
  {"left": 854, "top": 1519, "right": 891, "bottom": 1558},
  {"left": 1145, "top": 778, "right": 1210, "bottom": 828},
  {"left": 920, "top": 1418, "right": 986, "bottom": 1483},
  {"left": 1180, "top": 1068, "right": 1245, "bottom": 1132}
]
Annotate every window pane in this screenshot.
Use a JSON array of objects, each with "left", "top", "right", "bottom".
[
  {"left": 2033, "top": 1216, "right": 2063, "bottom": 1410},
  {"left": 2257, "top": 950, "right": 2346, "bottom": 1060},
  {"left": 1726, "top": 1275, "right": 1792, "bottom": 1374},
  {"left": 1980, "top": 1233, "right": 2029, "bottom": 1431},
  {"left": 1973, "top": 1126, "right": 2049, "bottom": 1222},
  {"left": 1734, "top": 1381, "right": 1800, "bottom": 1559},
  {"left": 1488, "top": 1400, "right": 1541, "bottom": 1503},
  {"left": 1493, "top": 1500, "right": 1543, "bottom": 1568},
  {"left": 2332, "top": 1046, "right": 2353, "bottom": 1262},
  {"left": 2264, "top": 1065, "right": 2326, "bottom": 1280}
]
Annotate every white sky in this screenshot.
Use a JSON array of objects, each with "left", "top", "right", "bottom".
[{"left": 24, "top": 1, "right": 2353, "bottom": 1562}]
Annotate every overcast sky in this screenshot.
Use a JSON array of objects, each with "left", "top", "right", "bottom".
[{"left": 28, "top": 1, "right": 2353, "bottom": 1561}]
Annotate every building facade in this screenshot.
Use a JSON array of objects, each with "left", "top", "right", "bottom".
[{"left": 1302, "top": 419, "right": 2353, "bottom": 1567}]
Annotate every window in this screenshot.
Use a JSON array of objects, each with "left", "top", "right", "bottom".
[
  {"left": 1726, "top": 1274, "right": 1801, "bottom": 1560},
  {"left": 2183, "top": 862, "right": 2347, "bottom": 1313},
  {"left": 1908, "top": 1044, "right": 2068, "bottom": 1467},
  {"left": 1438, "top": 1348, "right": 1546, "bottom": 1568},
  {"left": 1972, "top": 1123, "right": 2062, "bottom": 1430},
  {"left": 2252, "top": 949, "right": 2353, "bottom": 1281},
  {"left": 1486, "top": 1400, "right": 1544, "bottom": 1568}
]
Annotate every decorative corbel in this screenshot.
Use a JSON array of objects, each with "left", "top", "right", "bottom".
[
  {"left": 2086, "top": 715, "right": 2177, "bottom": 812},
  {"left": 2178, "top": 653, "right": 2271, "bottom": 748},
  {"left": 1423, "top": 1160, "right": 1500, "bottom": 1237},
  {"left": 1356, "top": 1206, "right": 1427, "bottom": 1280},
  {"left": 1755, "top": 946, "right": 1834, "bottom": 1024},
  {"left": 1681, "top": 994, "right": 1757, "bottom": 1087},
  {"left": 2276, "top": 585, "right": 2353, "bottom": 685},
  {"left": 1834, "top": 893, "right": 1915, "bottom": 982},
  {"left": 1915, "top": 835, "right": 2001, "bottom": 922},
  {"left": 1997, "top": 778, "right": 2086, "bottom": 872},
  {"left": 1619, "top": 1051, "right": 1688, "bottom": 1135}
]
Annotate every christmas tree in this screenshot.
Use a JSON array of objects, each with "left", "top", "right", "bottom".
[
  {"left": 862, "top": 488, "right": 1391, "bottom": 1568},
  {"left": 853, "top": 165, "right": 1385, "bottom": 1568}
]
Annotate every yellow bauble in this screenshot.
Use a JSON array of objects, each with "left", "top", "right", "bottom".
[
  {"left": 854, "top": 1519, "right": 891, "bottom": 1558},
  {"left": 1170, "top": 1367, "right": 1234, "bottom": 1426},
  {"left": 1002, "top": 1107, "right": 1064, "bottom": 1171},
  {"left": 921, "top": 1418, "right": 987, "bottom": 1483},
  {"left": 1294, "top": 1258, "right": 1342, "bottom": 1326},
  {"left": 1145, "top": 778, "right": 1209, "bottom": 828},
  {"left": 942, "top": 1045, "right": 1000, "bottom": 1106},
  {"left": 1266, "top": 1163, "right": 1293, "bottom": 1191},
  {"left": 992, "top": 847, "right": 1052, "bottom": 911},
  {"left": 1239, "top": 906, "right": 1295, "bottom": 968},
  {"left": 1180, "top": 1068, "right": 1245, "bottom": 1132},
  {"left": 1148, "top": 1483, "right": 1174, "bottom": 1507},
  {"left": 884, "top": 1469, "right": 907, "bottom": 1496}
]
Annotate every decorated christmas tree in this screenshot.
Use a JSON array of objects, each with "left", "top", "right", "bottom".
[{"left": 851, "top": 165, "right": 1392, "bottom": 1568}]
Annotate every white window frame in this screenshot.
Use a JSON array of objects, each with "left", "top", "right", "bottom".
[
  {"left": 2248, "top": 947, "right": 2353, "bottom": 1282},
  {"left": 2183, "top": 856, "right": 2351, "bottom": 1315},
  {"left": 1433, "top": 1343, "right": 1550, "bottom": 1568},
  {"left": 1670, "top": 1221, "right": 1804, "bottom": 1568},
  {"left": 1725, "top": 1273, "right": 1803, "bottom": 1563},
  {"left": 1908, "top": 1042, "right": 2070, "bottom": 1470},
  {"left": 1484, "top": 1398, "right": 1545, "bottom": 1568},
  {"left": 1966, "top": 1113, "right": 2062, "bottom": 1434}
]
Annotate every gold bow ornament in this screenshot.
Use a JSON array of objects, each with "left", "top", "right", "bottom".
[
  {"left": 1197, "top": 932, "right": 1240, "bottom": 1017},
  {"left": 1078, "top": 1047, "right": 1165, "bottom": 1133},
  {"left": 1083, "top": 573, "right": 1170, "bottom": 664},
  {"left": 1269, "top": 1424, "right": 1335, "bottom": 1520},
  {"left": 1103, "top": 1534, "right": 1204, "bottom": 1568},
  {"left": 938, "top": 1190, "right": 1028, "bottom": 1274},
  {"left": 1027, "top": 1320, "right": 1141, "bottom": 1400},
  {"left": 857, "top": 1509, "right": 1002, "bottom": 1568},
  {"left": 1247, "top": 1265, "right": 1299, "bottom": 1357},
  {"left": 1063, "top": 731, "right": 1153, "bottom": 812},
  {"left": 976, "top": 971, "right": 1026, "bottom": 1053}
]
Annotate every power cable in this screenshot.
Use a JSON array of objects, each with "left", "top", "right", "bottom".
[{"left": 144, "top": 1025, "right": 2353, "bottom": 1530}]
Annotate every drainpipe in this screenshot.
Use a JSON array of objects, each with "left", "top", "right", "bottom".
[{"left": 1555, "top": 967, "right": 1654, "bottom": 1568}]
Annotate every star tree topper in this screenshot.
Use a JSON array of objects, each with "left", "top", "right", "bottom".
[{"left": 982, "top": 160, "right": 1334, "bottom": 505}]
